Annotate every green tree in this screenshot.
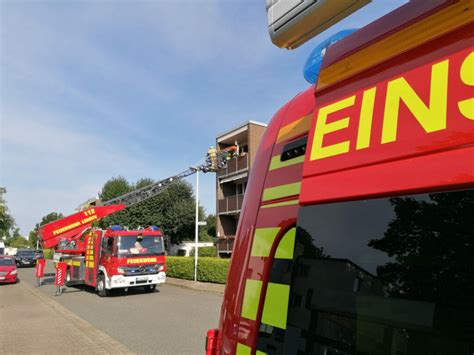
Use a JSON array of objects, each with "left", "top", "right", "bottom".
[
  {"left": 99, "top": 176, "right": 132, "bottom": 202},
  {"left": 134, "top": 178, "right": 155, "bottom": 190},
  {"left": 206, "top": 214, "right": 216, "bottom": 239},
  {"left": 368, "top": 190, "right": 474, "bottom": 303},
  {"left": 8, "top": 235, "right": 29, "bottom": 248},
  {"left": 38, "top": 212, "right": 64, "bottom": 227},
  {"left": 0, "top": 204, "right": 15, "bottom": 240},
  {"left": 98, "top": 177, "right": 209, "bottom": 245}
]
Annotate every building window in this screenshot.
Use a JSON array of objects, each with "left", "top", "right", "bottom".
[{"left": 237, "top": 183, "right": 245, "bottom": 195}]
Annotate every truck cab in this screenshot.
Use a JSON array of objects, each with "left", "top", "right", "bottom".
[
  {"left": 61, "top": 225, "right": 166, "bottom": 296},
  {"left": 209, "top": 0, "right": 474, "bottom": 354},
  {"left": 97, "top": 226, "right": 166, "bottom": 295}
]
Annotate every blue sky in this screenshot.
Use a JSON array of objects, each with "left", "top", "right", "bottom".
[{"left": 1, "top": 0, "right": 406, "bottom": 236}]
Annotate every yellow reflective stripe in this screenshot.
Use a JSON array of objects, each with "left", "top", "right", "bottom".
[
  {"left": 236, "top": 343, "right": 266, "bottom": 355},
  {"left": 317, "top": 0, "right": 474, "bottom": 91},
  {"left": 275, "top": 228, "right": 296, "bottom": 259},
  {"left": 236, "top": 343, "right": 251, "bottom": 355},
  {"left": 261, "top": 199, "right": 299, "bottom": 209},
  {"left": 262, "top": 182, "right": 301, "bottom": 202},
  {"left": 250, "top": 227, "right": 280, "bottom": 257},
  {"left": 276, "top": 114, "right": 312, "bottom": 144},
  {"left": 261, "top": 283, "right": 290, "bottom": 329},
  {"left": 241, "top": 279, "right": 262, "bottom": 321},
  {"left": 269, "top": 154, "right": 305, "bottom": 171}
]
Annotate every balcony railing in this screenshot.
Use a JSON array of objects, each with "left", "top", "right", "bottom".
[
  {"left": 217, "top": 236, "right": 235, "bottom": 254},
  {"left": 217, "top": 155, "right": 248, "bottom": 178},
  {"left": 218, "top": 194, "right": 244, "bottom": 214}
]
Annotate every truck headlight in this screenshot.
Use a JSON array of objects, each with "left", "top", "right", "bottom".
[
  {"left": 9, "top": 270, "right": 17, "bottom": 275},
  {"left": 158, "top": 264, "right": 164, "bottom": 272},
  {"left": 117, "top": 267, "right": 125, "bottom": 274}
]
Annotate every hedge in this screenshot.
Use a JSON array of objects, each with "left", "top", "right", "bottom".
[
  {"left": 166, "top": 256, "right": 229, "bottom": 284},
  {"left": 43, "top": 249, "right": 54, "bottom": 259},
  {"left": 189, "top": 246, "right": 217, "bottom": 257}
]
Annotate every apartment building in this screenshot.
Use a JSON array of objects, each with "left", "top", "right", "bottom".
[{"left": 215, "top": 121, "right": 267, "bottom": 257}]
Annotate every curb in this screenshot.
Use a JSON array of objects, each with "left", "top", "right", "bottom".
[
  {"left": 20, "top": 281, "right": 134, "bottom": 354},
  {"left": 165, "top": 277, "right": 225, "bottom": 294}
]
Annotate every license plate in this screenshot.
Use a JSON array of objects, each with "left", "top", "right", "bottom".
[{"left": 137, "top": 276, "right": 148, "bottom": 282}]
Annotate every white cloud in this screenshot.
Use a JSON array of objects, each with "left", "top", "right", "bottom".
[{"left": 1, "top": 107, "right": 151, "bottom": 234}]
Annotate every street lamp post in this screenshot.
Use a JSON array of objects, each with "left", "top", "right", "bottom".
[{"left": 194, "top": 168, "right": 199, "bottom": 282}]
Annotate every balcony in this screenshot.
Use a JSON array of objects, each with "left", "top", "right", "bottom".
[
  {"left": 218, "top": 194, "right": 244, "bottom": 215},
  {"left": 217, "top": 155, "right": 248, "bottom": 179},
  {"left": 217, "top": 236, "right": 235, "bottom": 254}
]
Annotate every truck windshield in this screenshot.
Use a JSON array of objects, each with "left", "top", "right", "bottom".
[{"left": 116, "top": 235, "right": 164, "bottom": 257}]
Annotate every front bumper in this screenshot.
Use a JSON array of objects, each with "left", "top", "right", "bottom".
[
  {"left": 108, "top": 272, "right": 166, "bottom": 289},
  {"left": 0, "top": 274, "right": 17, "bottom": 283}
]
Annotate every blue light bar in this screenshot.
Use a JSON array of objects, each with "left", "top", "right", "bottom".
[
  {"left": 303, "top": 29, "right": 358, "bottom": 84},
  {"left": 110, "top": 225, "right": 123, "bottom": 231}
]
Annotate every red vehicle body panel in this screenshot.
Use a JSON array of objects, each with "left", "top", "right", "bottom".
[
  {"left": 98, "top": 229, "right": 166, "bottom": 279},
  {"left": 215, "top": 1, "right": 474, "bottom": 353},
  {"left": 40, "top": 205, "right": 125, "bottom": 249},
  {"left": 84, "top": 231, "right": 101, "bottom": 286},
  {"left": 81, "top": 228, "right": 165, "bottom": 288},
  {"left": 0, "top": 257, "right": 18, "bottom": 284}
]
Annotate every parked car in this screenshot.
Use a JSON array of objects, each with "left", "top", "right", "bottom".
[
  {"left": 0, "top": 256, "right": 18, "bottom": 284},
  {"left": 15, "top": 249, "right": 36, "bottom": 267},
  {"left": 34, "top": 249, "right": 44, "bottom": 260}
]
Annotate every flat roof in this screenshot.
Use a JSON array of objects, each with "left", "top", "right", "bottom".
[{"left": 216, "top": 120, "right": 267, "bottom": 139}]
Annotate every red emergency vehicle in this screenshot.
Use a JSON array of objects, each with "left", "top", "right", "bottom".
[
  {"left": 208, "top": 0, "right": 474, "bottom": 354},
  {"left": 39, "top": 206, "right": 166, "bottom": 296}
]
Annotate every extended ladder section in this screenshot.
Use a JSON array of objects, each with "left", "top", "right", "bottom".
[
  {"left": 39, "top": 166, "right": 206, "bottom": 250},
  {"left": 39, "top": 148, "right": 236, "bottom": 250},
  {"left": 101, "top": 147, "right": 239, "bottom": 207},
  {"left": 102, "top": 167, "right": 201, "bottom": 207}
]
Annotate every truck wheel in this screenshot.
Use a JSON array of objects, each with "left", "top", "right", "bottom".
[
  {"left": 144, "top": 284, "right": 156, "bottom": 293},
  {"left": 96, "top": 274, "right": 110, "bottom": 297}
]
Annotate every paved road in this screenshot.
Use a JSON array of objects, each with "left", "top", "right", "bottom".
[{"left": 18, "top": 263, "right": 223, "bottom": 354}]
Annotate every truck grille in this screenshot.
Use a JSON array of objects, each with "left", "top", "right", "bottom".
[{"left": 122, "top": 265, "right": 160, "bottom": 276}]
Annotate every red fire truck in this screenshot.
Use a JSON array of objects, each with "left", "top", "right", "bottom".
[
  {"left": 207, "top": 0, "right": 474, "bottom": 354},
  {"left": 39, "top": 206, "right": 166, "bottom": 296},
  {"left": 38, "top": 167, "right": 204, "bottom": 296}
]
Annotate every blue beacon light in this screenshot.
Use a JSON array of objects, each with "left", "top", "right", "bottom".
[{"left": 303, "top": 29, "right": 358, "bottom": 85}]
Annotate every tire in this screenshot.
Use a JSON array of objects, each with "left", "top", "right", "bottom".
[
  {"left": 96, "top": 274, "right": 110, "bottom": 297},
  {"left": 144, "top": 284, "right": 156, "bottom": 293}
]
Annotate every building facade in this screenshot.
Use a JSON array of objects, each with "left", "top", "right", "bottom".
[{"left": 215, "top": 121, "right": 267, "bottom": 257}]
